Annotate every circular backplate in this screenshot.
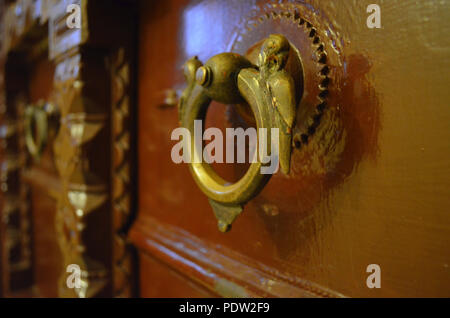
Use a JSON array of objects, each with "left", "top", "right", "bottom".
[{"left": 229, "top": 4, "right": 334, "bottom": 148}]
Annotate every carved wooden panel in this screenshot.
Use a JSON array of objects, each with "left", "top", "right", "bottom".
[
  {"left": 0, "top": 0, "right": 49, "bottom": 296},
  {"left": 0, "top": 0, "right": 137, "bottom": 297},
  {"left": 110, "top": 47, "right": 135, "bottom": 298}
]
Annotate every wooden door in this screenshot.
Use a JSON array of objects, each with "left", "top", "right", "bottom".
[
  {"left": 130, "top": 0, "right": 450, "bottom": 297},
  {"left": 0, "top": 0, "right": 449, "bottom": 299},
  {"left": 0, "top": 0, "right": 137, "bottom": 298}
]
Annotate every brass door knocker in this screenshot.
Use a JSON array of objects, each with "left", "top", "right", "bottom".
[
  {"left": 179, "top": 34, "right": 303, "bottom": 232},
  {"left": 25, "top": 100, "right": 59, "bottom": 161}
]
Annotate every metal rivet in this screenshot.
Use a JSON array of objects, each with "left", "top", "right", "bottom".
[{"left": 196, "top": 66, "right": 211, "bottom": 87}]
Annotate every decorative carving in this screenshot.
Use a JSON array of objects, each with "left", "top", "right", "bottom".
[
  {"left": 0, "top": 0, "right": 38, "bottom": 292},
  {"left": 110, "top": 48, "right": 134, "bottom": 298},
  {"left": 52, "top": 52, "right": 108, "bottom": 298},
  {"left": 48, "top": 0, "right": 137, "bottom": 298},
  {"left": 0, "top": 0, "right": 136, "bottom": 298},
  {"left": 0, "top": 78, "right": 33, "bottom": 294},
  {"left": 11, "top": 96, "right": 32, "bottom": 275},
  {"left": 0, "top": 0, "right": 53, "bottom": 295}
]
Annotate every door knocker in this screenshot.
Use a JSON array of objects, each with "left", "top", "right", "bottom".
[
  {"left": 178, "top": 34, "right": 304, "bottom": 232},
  {"left": 25, "top": 100, "right": 59, "bottom": 161}
]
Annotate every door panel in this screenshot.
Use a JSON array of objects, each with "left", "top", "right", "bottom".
[{"left": 132, "top": 0, "right": 450, "bottom": 297}]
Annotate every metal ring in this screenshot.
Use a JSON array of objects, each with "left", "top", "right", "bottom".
[
  {"left": 179, "top": 35, "right": 299, "bottom": 231},
  {"left": 24, "top": 105, "right": 48, "bottom": 161},
  {"left": 184, "top": 72, "right": 272, "bottom": 206}
]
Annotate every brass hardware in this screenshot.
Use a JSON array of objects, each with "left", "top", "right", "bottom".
[
  {"left": 158, "top": 89, "right": 179, "bottom": 108},
  {"left": 24, "top": 100, "right": 59, "bottom": 161},
  {"left": 179, "top": 34, "right": 302, "bottom": 232},
  {"left": 164, "top": 89, "right": 178, "bottom": 107}
]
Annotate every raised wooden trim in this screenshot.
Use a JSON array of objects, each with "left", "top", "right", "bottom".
[
  {"left": 109, "top": 47, "right": 137, "bottom": 298},
  {"left": 130, "top": 216, "right": 345, "bottom": 298}
]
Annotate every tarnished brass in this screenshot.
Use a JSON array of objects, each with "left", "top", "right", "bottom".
[
  {"left": 179, "top": 34, "right": 302, "bottom": 232},
  {"left": 24, "top": 100, "right": 59, "bottom": 161},
  {"left": 24, "top": 101, "right": 58, "bottom": 161}
]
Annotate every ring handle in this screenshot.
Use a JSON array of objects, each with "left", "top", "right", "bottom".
[
  {"left": 25, "top": 101, "right": 59, "bottom": 161},
  {"left": 179, "top": 34, "right": 300, "bottom": 232}
]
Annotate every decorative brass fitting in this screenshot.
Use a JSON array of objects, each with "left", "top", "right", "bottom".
[
  {"left": 178, "top": 34, "right": 302, "bottom": 232},
  {"left": 24, "top": 100, "right": 59, "bottom": 161}
]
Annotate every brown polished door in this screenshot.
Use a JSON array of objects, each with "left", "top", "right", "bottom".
[
  {"left": 131, "top": 0, "right": 450, "bottom": 298},
  {"left": 0, "top": 0, "right": 448, "bottom": 299}
]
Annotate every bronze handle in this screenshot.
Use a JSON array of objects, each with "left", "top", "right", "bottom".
[
  {"left": 179, "top": 34, "right": 302, "bottom": 232},
  {"left": 24, "top": 101, "right": 59, "bottom": 161}
]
